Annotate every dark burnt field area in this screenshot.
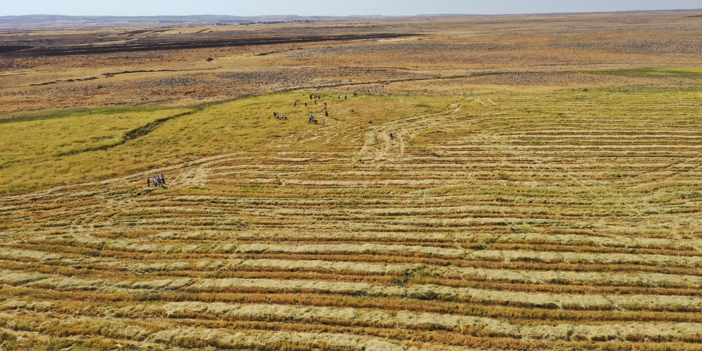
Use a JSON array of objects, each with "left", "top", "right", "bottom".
[
  {"left": 0, "top": 22, "right": 417, "bottom": 54},
  {"left": 6, "top": 32, "right": 418, "bottom": 57}
]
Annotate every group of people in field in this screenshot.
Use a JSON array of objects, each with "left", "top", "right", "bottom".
[
  {"left": 147, "top": 173, "right": 166, "bottom": 188},
  {"left": 280, "top": 93, "right": 356, "bottom": 125}
]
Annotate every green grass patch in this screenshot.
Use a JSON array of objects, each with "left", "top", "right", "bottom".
[
  {"left": 0, "top": 91, "right": 458, "bottom": 194},
  {"left": 0, "top": 107, "right": 191, "bottom": 193},
  {"left": 588, "top": 67, "right": 702, "bottom": 77},
  {"left": 0, "top": 105, "right": 171, "bottom": 124},
  {"left": 4, "top": 87, "right": 701, "bottom": 195}
]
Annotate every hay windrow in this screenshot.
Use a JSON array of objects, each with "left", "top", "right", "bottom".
[
  {"left": 236, "top": 243, "right": 466, "bottom": 257},
  {"left": 147, "top": 327, "right": 407, "bottom": 351},
  {"left": 470, "top": 250, "right": 702, "bottom": 266}
]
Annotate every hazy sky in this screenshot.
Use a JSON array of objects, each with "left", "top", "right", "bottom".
[{"left": 2, "top": 0, "right": 701, "bottom": 17}]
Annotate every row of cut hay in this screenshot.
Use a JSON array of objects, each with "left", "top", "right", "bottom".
[
  {"left": 183, "top": 278, "right": 702, "bottom": 312},
  {"left": 218, "top": 227, "right": 701, "bottom": 252},
  {"left": 8, "top": 190, "right": 692, "bottom": 221},
  {"left": 236, "top": 243, "right": 465, "bottom": 258},
  {"left": 9, "top": 283, "right": 702, "bottom": 326},
  {"left": 52, "top": 228, "right": 700, "bottom": 253},
  {"left": 144, "top": 301, "right": 702, "bottom": 343},
  {"left": 95, "top": 257, "right": 702, "bottom": 290},
  {"left": 233, "top": 244, "right": 702, "bottom": 269},
  {"left": 6, "top": 262, "right": 702, "bottom": 299},
  {"left": 437, "top": 141, "right": 702, "bottom": 149},
  {"left": 12, "top": 234, "right": 702, "bottom": 277},
  {"left": 0, "top": 312, "right": 426, "bottom": 351},
  {"left": 200, "top": 153, "right": 690, "bottom": 167},
  {"left": 161, "top": 196, "right": 635, "bottom": 211},
  {"left": 484, "top": 243, "right": 702, "bottom": 257},
  {"left": 203, "top": 163, "right": 693, "bottom": 179},
  {"left": 6, "top": 298, "right": 702, "bottom": 347},
  {"left": 344, "top": 255, "right": 702, "bottom": 276},
  {"left": 7, "top": 247, "right": 702, "bottom": 296},
  {"left": 471, "top": 250, "right": 702, "bottom": 267},
  {"left": 7, "top": 269, "right": 702, "bottom": 312},
  {"left": 344, "top": 169, "right": 697, "bottom": 181}
]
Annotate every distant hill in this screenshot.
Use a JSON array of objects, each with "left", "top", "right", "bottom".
[
  {"left": 2, "top": 10, "right": 701, "bottom": 31},
  {"left": 0, "top": 14, "right": 345, "bottom": 30}
]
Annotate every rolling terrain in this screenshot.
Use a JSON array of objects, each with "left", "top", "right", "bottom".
[{"left": 2, "top": 10, "right": 702, "bottom": 351}]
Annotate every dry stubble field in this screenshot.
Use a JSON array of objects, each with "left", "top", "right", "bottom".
[{"left": 2, "top": 10, "right": 702, "bottom": 351}]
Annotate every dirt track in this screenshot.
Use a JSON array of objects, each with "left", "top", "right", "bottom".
[{"left": 9, "top": 33, "right": 418, "bottom": 56}]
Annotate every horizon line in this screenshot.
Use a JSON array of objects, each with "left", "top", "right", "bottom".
[{"left": 2, "top": 8, "right": 702, "bottom": 18}]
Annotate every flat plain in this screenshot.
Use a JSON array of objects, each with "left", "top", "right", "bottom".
[{"left": 2, "top": 10, "right": 702, "bottom": 351}]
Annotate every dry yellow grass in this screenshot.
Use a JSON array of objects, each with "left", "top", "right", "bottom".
[{"left": 2, "top": 10, "right": 702, "bottom": 351}]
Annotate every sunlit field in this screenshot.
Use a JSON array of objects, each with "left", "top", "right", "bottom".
[{"left": 2, "top": 10, "right": 702, "bottom": 351}]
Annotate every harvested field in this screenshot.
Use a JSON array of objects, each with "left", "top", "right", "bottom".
[{"left": 2, "top": 10, "right": 702, "bottom": 351}]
